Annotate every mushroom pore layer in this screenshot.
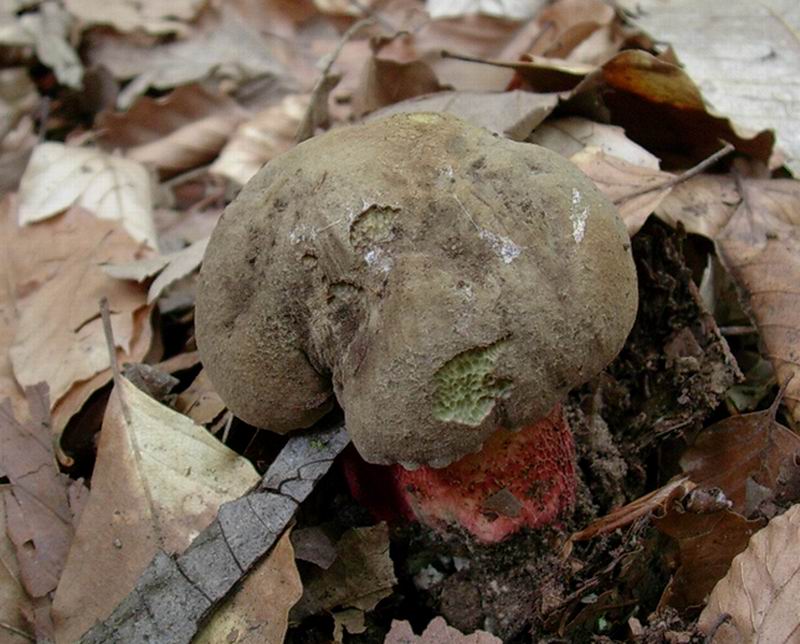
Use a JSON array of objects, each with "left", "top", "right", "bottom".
[{"left": 196, "top": 112, "right": 638, "bottom": 468}]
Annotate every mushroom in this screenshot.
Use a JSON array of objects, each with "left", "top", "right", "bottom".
[{"left": 195, "top": 112, "right": 638, "bottom": 542}]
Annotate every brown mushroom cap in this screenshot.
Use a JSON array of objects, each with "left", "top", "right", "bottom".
[{"left": 196, "top": 112, "right": 638, "bottom": 468}]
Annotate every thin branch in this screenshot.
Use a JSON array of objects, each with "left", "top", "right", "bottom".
[{"left": 615, "top": 142, "right": 735, "bottom": 205}]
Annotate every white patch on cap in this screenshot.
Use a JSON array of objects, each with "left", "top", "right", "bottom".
[{"left": 570, "top": 188, "right": 589, "bottom": 243}]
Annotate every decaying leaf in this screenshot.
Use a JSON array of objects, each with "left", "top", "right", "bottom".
[
  {"left": 51, "top": 376, "right": 261, "bottom": 643},
  {"left": 426, "top": 0, "right": 543, "bottom": 20},
  {"left": 174, "top": 368, "right": 225, "bottom": 426},
  {"left": 0, "top": 384, "right": 78, "bottom": 601},
  {"left": 17, "top": 143, "right": 157, "bottom": 248},
  {"left": 7, "top": 206, "right": 150, "bottom": 408},
  {"left": 655, "top": 174, "right": 740, "bottom": 240},
  {"left": 698, "top": 504, "right": 800, "bottom": 643},
  {"left": 210, "top": 95, "right": 309, "bottom": 186},
  {"left": 654, "top": 507, "right": 764, "bottom": 611},
  {"left": 570, "top": 147, "right": 675, "bottom": 234},
  {"left": 86, "top": 5, "right": 289, "bottom": 108},
  {"left": 679, "top": 400, "right": 800, "bottom": 515},
  {"left": 530, "top": 117, "right": 661, "bottom": 169},
  {"left": 0, "top": 489, "right": 35, "bottom": 643},
  {"left": 97, "top": 85, "right": 249, "bottom": 177},
  {"left": 352, "top": 56, "right": 444, "bottom": 118},
  {"left": 369, "top": 90, "right": 559, "bottom": 141},
  {"left": 194, "top": 529, "right": 302, "bottom": 644},
  {"left": 291, "top": 523, "right": 397, "bottom": 623},
  {"left": 64, "top": 0, "right": 206, "bottom": 34},
  {"left": 631, "top": 0, "right": 800, "bottom": 175},
  {"left": 80, "top": 424, "right": 349, "bottom": 643},
  {"left": 385, "top": 616, "right": 502, "bottom": 643},
  {"left": 0, "top": 68, "right": 38, "bottom": 140}
]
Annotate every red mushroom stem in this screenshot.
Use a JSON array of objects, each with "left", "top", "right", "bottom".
[{"left": 342, "top": 404, "right": 576, "bottom": 543}]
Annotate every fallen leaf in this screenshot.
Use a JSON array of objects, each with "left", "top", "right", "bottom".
[
  {"left": 631, "top": 0, "right": 800, "bottom": 175},
  {"left": 17, "top": 143, "right": 157, "bottom": 248},
  {"left": 352, "top": 56, "right": 444, "bottom": 118},
  {"left": 0, "top": 489, "right": 35, "bottom": 643},
  {"left": 530, "top": 117, "right": 661, "bottom": 169},
  {"left": 51, "top": 376, "right": 261, "bottom": 642},
  {"left": 333, "top": 607, "right": 366, "bottom": 641},
  {"left": 64, "top": 0, "right": 205, "bottom": 34},
  {"left": 97, "top": 85, "right": 250, "bottom": 178},
  {"left": 715, "top": 179, "right": 800, "bottom": 424},
  {"left": 80, "top": 424, "right": 350, "bottom": 643},
  {"left": 385, "top": 616, "right": 502, "bottom": 643},
  {"left": 369, "top": 89, "right": 559, "bottom": 140},
  {"left": 291, "top": 523, "right": 396, "bottom": 621},
  {"left": 529, "top": 0, "right": 619, "bottom": 63},
  {"left": 175, "top": 368, "right": 225, "bottom": 426},
  {"left": 654, "top": 507, "right": 764, "bottom": 611},
  {"left": 570, "top": 147, "right": 675, "bottom": 234},
  {"left": 194, "top": 529, "right": 302, "bottom": 644},
  {"left": 0, "top": 384, "right": 75, "bottom": 600},
  {"left": 698, "top": 504, "right": 800, "bottom": 643},
  {"left": 0, "top": 1, "right": 83, "bottom": 88},
  {"left": 314, "top": 0, "right": 378, "bottom": 16},
  {"left": 8, "top": 206, "right": 150, "bottom": 407},
  {"left": 87, "top": 5, "right": 289, "bottom": 108},
  {"left": 679, "top": 402, "right": 800, "bottom": 515},
  {"left": 105, "top": 237, "right": 208, "bottom": 304},
  {"left": 655, "top": 174, "right": 739, "bottom": 239},
  {"left": 210, "top": 95, "right": 309, "bottom": 186}
]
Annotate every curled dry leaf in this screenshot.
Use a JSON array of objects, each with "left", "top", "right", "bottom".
[
  {"left": 352, "top": 56, "right": 444, "bottom": 118},
  {"left": 64, "top": 0, "right": 206, "bottom": 34},
  {"left": 51, "top": 376, "right": 261, "bottom": 643},
  {"left": 17, "top": 143, "right": 157, "bottom": 248},
  {"left": 570, "top": 147, "right": 675, "bottom": 234},
  {"left": 529, "top": 0, "right": 620, "bottom": 63},
  {"left": 631, "top": 0, "right": 800, "bottom": 176},
  {"left": 97, "top": 85, "right": 250, "bottom": 178},
  {"left": 529, "top": 117, "right": 661, "bottom": 170},
  {"left": 655, "top": 174, "right": 740, "bottom": 240},
  {"left": 8, "top": 206, "right": 150, "bottom": 408},
  {"left": 175, "top": 368, "right": 225, "bottom": 426},
  {"left": 698, "top": 504, "right": 800, "bottom": 643},
  {"left": 385, "top": 616, "right": 502, "bottom": 644},
  {"left": 210, "top": 95, "right": 309, "bottom": 186}
]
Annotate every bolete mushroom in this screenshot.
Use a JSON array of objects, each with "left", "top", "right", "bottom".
[{"left": 196, "top": 112, "right": 638, "bottom": 542}]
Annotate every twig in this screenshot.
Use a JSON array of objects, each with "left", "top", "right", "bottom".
[
  {"left": 615, "top": 142, "right": 735, "bottom": 205},
  {"left": 719, "top": 325, "right": 757, "bottom": 336},
  {"left": 99, "top": 296, "right": 131, "bottom": 424},
  {"left": 295, "top": 18, "right": 374, "bottom": 143},
  {"left": 0, "top": 622, "right": 35, "bottom": 642}
]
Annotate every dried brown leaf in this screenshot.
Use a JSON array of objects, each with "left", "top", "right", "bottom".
[
  {"left": 680, "top": 401, "right": 800, "bottom": 514},
  {"left": 292, "top": 523, "right": 396, "bottom": 621},
  {"left": 210, "top": 95, "right": 308, "bottom": 185},
  {"left": 570, "top": 147, "right": 675, "bottom": 234},
  {"left": 655, "top": 174, "right": 739, "bottom": 239},
  {"left": 529, "top": 0, "right": 618, "bottom": 62},
  {"left": 97, "top": 85, "right": 249, "bottom": 178},
  {"left": 0, "top": 384, "right": 77, "bottom": 601},
  {"left": 698, "top": 504, "right": 800, "bottom": 643},
  {"left": 175, "top": 368, "right": 225, "bottom": 426},
  {"left": 7, "top": 206, "right": 150, "bottom": 407},
  {"left": 51, "top": 376, "right": 260, "bottom": 642},
  {"left": 655, "top": 508, "right": 764, "bottom": 611},
  {"left": 530, "top": 117, "right": 660, "bottom": 169},
  {"left": 0, "top": 489, "right": 35, "bottom": 643},
  {"left": 427, "top": 0, "right": 544, "bottom": 20},
  {"left": 385, "top": 616, "right": 502, "bottom": 644},
  {"left": 352, "top": 56, "right": 444, "bottom": 118}
]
